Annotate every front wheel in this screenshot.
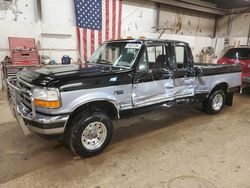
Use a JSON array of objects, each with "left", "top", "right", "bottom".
[
  {"left": 68, "top": 112, "right": 113, "bottom": 157},
  {"left": 202, "top": 89, "right": 225, "bottom": 114}
]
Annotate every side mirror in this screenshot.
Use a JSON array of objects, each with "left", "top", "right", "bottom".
[
  {"left": 151, "top": 68, "right": 173, "bottom": 79},
  {"left": 158, "top": 68, "right": 172, "bottom": 75},
  {"left": 138, "top": 64, "right": 148, "bottom": 71}
]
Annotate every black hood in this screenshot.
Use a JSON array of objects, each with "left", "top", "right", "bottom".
[{"left": 18, "top": 64, "right": 132, "bottom": 90}]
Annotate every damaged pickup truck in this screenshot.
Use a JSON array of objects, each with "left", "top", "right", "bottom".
[{"left": 7, "top": 39, "right": 241, "bottom": 157}]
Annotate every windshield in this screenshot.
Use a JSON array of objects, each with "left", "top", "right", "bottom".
[
  {"left": 88, "top": 42, "right": 141, "bottom": 68},
  {"left": 224, "top": 48, "right": 250, "bottom": 60}
]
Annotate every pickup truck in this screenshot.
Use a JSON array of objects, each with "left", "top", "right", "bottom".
[{"left": 7, "top": 39, "right": 242, "bottom": 157}]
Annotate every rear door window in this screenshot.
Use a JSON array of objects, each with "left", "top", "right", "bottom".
[{"left": 174, "top": 46, "right": 188, "bottom": 69}]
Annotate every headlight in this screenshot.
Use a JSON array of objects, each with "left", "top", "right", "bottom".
[{"left": 32, "top": 88, "right": 61, "bottom": 108}]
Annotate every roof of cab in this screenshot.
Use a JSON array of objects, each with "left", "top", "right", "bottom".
[{"left": 106, "top": 38, "right": 189, "bottom": 45}]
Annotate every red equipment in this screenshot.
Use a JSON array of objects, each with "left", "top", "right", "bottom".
[
  {"left": 9, "top": 37, "right": 40, "bottom": 65},
  {"left": 2, "top": 37, "right": 41, "bottom": 78}
]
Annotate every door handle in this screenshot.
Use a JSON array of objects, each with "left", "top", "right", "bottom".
[{"left": 114, "top": 90, "right": 124, "bottom": 95}]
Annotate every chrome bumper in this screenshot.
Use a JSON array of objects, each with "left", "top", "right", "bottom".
[{"left": 7, "top": 77, "right": 68, "bottom": 135}]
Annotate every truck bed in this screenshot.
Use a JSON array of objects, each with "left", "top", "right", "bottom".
[{"left": 194, "top": 63, "right": 242, "bottom": 76}]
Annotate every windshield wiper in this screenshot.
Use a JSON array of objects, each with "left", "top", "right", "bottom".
[
  {"left": 112, "top": 64, "right": 130, "bottom": 69},
  {"left": 93, "top": 59, "right": 112, "bottom": 64}
]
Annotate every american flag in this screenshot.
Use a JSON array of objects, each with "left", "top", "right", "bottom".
[{"left": 74, "top": 0, "right": 122, "bottom": 63}]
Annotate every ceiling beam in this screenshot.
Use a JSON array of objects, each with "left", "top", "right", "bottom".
[
  {"left": 150, "top": 0, "right": 228, "bottom": 15},
  {"left": 230, "top": 7, "right": 250, "bottom": 14},
  {"left": 217, "top": 0, "right": 250, "bottom": 9},
  {"left": 180, "top": 0, "right": 217, "bottom": 8}
]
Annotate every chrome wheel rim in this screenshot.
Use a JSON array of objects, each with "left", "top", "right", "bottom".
[
  {"left": 81, "top": 122, "right": 107, "bottom": 150},
  {"left": 212, "top": 93, "right": 223, "bottom": 111}
]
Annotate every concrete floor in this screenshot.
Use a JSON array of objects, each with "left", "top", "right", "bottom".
[{"left": 0, "top": 91, "right": 250, "bottom": 188}]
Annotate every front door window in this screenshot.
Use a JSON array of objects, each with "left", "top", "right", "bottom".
[{"left": 132, "top": 44, "right": 174, "bottom": 107}]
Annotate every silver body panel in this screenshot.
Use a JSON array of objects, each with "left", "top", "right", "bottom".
[{"left": 195, "top": 72, "right": 241, "bottom": 94}]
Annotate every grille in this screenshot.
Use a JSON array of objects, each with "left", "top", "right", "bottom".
[
  {"left": 8, "top": 82, "right": 17, "bottom": 106},
  {"left": 16, "top": 79, "right": 32, "bottom": 109}
]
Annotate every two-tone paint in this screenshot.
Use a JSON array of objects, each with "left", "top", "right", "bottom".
[{"left": 8, "top": 39, "right": 242, "bottom": 136}]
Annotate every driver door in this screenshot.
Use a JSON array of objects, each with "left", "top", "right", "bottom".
[{"left": 132, "top": 44, "right": 174, "bottom": 108}]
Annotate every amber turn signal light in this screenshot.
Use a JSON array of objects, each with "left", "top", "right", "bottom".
[{"left": 34, "top": 99, "right": 61, "bottom": 108}]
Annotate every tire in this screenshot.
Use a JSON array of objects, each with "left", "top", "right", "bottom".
[
  {"left": 202, "top": 89, "right": 225, "bottom": 114},
  {"left": 67, "top": 111, "right": 113, "bottom": 157}
]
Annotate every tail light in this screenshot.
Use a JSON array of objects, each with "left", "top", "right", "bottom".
[
  {"left": 217, "top": 59, "right": 226, "bottom": 64},
  {"left": 245, "top": 64, "right": 250, "bottom": 73}
]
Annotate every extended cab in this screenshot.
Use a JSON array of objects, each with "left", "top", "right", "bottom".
[{"left": 7, "top": 39, "right": 242, "bottom": 157}]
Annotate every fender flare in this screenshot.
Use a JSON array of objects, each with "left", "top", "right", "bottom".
[
  {"left": 66, "top": 92, "right": 121, "bottom": 118},
  {"left": 208, "top": 81, "right": 228, "bottom": 94},
  {"left": 71, "top": 98, "right": 121, "bottom": 118}
]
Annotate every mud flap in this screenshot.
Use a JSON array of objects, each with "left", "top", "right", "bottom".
[{"left": 225, "top": 92, "right": 234, "bottom": 106}]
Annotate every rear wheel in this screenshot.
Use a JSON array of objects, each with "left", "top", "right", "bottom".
[
  {"left": 202, "top": 89, "right": 225, "bottom": 114},
  {"left": 67, "top": 111, "right": 113, "bottom": 157}
]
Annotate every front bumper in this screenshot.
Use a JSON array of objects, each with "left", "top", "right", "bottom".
[
  {"left": 17, "top": 102, "right": 68, "bottom": 135},
  {"left": 7, "top": 78, "right": 68, "bottom": 135}
]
